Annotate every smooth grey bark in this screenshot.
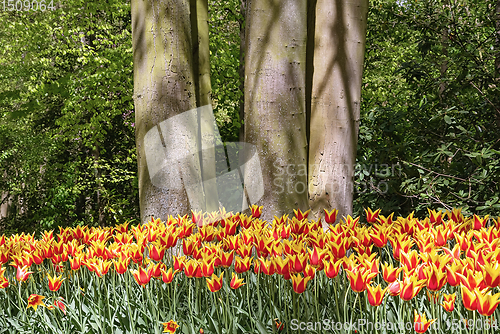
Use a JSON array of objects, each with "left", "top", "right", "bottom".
[
  {"left": 132, "top": 0, "right": 205, "bottom": 223},
  {"left": 308, "top": 0, "right": 369, "bottom": 225},
  {"left": 238, "top": 0, "right": 246, "bottom": 143},
  {"left": 244, "top": 0, "right": 309, "bottom": 222},
  {"left": 192, "top": 0, "right": 220, "bottom": 213},
  {"left": 0, "top": 192, "right": 9, "bottom": 221}
]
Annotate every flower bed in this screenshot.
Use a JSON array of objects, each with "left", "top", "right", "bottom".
[{"left": 0, "top": 206, "right": 499, "bottom": 333}]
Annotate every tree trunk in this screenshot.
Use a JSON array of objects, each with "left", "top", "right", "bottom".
[
  {"left": 132, "top": 0, "right": 206, "bottom": 223},
  {"left": 308, "top": 0, "right": 369, "bottom": 225},
  {"left": 244, "top": 0, "right": 309, "bottom": 222},
  {"left": 0, "top": 192, "right": 9, "bottom": 221},
  {"left": 238, "top": 0, "right": 246, "bottom": 143},
  {"left": 0, "top": 172, "right": 9, "bottom": 221},
  {"left": 192, "top": 0, "right": 220, "bottom": 213}
]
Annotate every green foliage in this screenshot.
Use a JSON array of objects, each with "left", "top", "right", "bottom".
[
  {"left": 0, "top": 1, "right": 139, "bottom": 234},
  {"left": 356, "top": 0, "right": 500, "bottom": 218},
  {"left": 208, "top": 0, "right": 244, "bottom": 142},
  {"left": 1, "top": 0, "right": 498, "bottom": 234}
]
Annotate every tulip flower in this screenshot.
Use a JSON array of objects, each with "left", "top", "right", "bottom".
[
  {"left": 473, "top": 214, "right": 489, "bottom": 230},
  {"left": 0, "top": 248, "right": 8, "bottom": 265},
  {"left": 238, "top": 215, "right": 252, "bottom": 229},
  {"left": 364, "top": 208, "right": 381, "bottom": 223},
  {"left": 444, "top": 263, "right": 461, "bottom": 287},
  {"left": 432, "top": 225, "right": 450, "bottom": 247},
  {"left": 226, "top": 218, "right": 240, "bottom": 235},
  {"left": 149, "top": 262, "right": 163, "bottom": 278},
  {"left": 129, "top": 244, "right": 143, "bottom": 264},
  {"left": 389, "top": 235, "right": 414, "bottom": 261},
  {"left": 400, "top": 275, "right": 426, "bottom": 301},
  {"left": 460, "top": 285, "right": 478, "bottom": 311},
  {"left": 303, "top": 264, "right": 316, "bottom": 279},
  {"left": 274, "top": 257, "right": 291, "bottom": 279},
  {"left": 400, "top": 250, "right": 421, "bottom": 272},
  {"left": 27, "top": 294, "right": 46, "bottom": 311},
  {"left": 289, "top": 217, "right": 308, "bottom": 235},
  {"left": 441, "top": 293, "right": 456, "bottom": 312},
  {"left": 428, "top": 209, "right": 443, "bottom": 225},
  {"left": 219, "top": 250, "right": 234, "bottom": 268},
  {"left": 291, "top": 273, "right": 311, "bottom": 294},
  {"left": 420, "top": 250, "right": 451, "bottom": 271},
  {"left": 230, "top": 272, "right": 246, "bottom": 289},
  {"left": 200, "top": 257, "right": 215, "bottom": 277},
  {"left": 53, "top": 297, "right": 66, "bottom": 315},
  {"left": 415, "top": 232, "right": 435, "bottom": 254},
  {"left": 161, "top": 320, "right": 179, "bottom": 333},
  {"left": 284, "top": 240, "right": 305, "bottom": 256},
  {"left": 113, "top": 257, "right": 130, "bottom": 275},
  {"left": 224, "top": 235, "right": 239, "bottom": 250},
  {"left": 481, "top": 262, "right": 500, "bottom": 288},
  {"left": 476, "top": 289, "right": 500, "bottom": 317},
  {"left": 274, "top": 319, "right": 285, "bottom": 332},
  {"left": 0, "top": 277, "right": 8, "bottom": 289},
  {"left": 424, "top": 263, "right": 447, "bottom": 291},
  {"left": 250, "top": 205, "right": 262, "bottom": 218},
  {"left": 11, "top": 254, "right": 33, "bottom": 268},
  {"left": 366, "top": 284, "right": 388, "bottom": 306},
  {"left": 308, "top": 246, "right": 326, "bottom": 268},
  {"left": 289, "top": 253, "right": 308, "bottom": 274},
  {"left": 354, "top": 227, "right": 372, "bottom": 248},
  {"left": 47, "top": 274, "right": 65, "bottom": 292},
  {"left": 293, "top": 208, "right": 310, "bottom": 221},
  {"left": 92, "top": 259, "right": 112, "bottom": 278},
  {"left": 131, "top": 266, "right": 153, "bottom": 287},
  {"left": 191, "top": 210, "right": 204, "bottom": 227},
  {"left": 324, "top": 208, "right": 338, "bottom": 224},
  {"left": 414, "top": 310, "right": 436, "bottom": 333},
  {"left": 183, "top": 259, "right": 201, "bottom": 277},
  {"left": 173, "top": 256, "right": 186, "bottom": 272},
  {"left": 456, "top": 269, "right": 483, "bottom": 290},
  {"left": 329, "top": 237, "right": 350, "bottom": 259},
  {"left": 31, "top": 249, "right": 43, "bottom": 265},
  {"left": 323, "top": 258, "right": 342, "bottom": 279},
  {"left": 382, "top": 263, "right": 403, "bottom": 283},
  {"left": 206, "top": 273, "right": 224, "bottom": 292},
  {"left": 148, "top": 242, "right": 166, "bottom": 262},
  {"left": 345, "top": 267, "right": 377, "bottom": 293},
  {"left": 236, "top": 243, "right": 253, "bottom": 258},
  {"left": 254, "top": 257, "right": 274, "bottom": 275},
  {"left": 182, "top": 238, "right": 195, "bottom": 256},
  {"left": 387, "top": 280, "right": 400, "bottom": 296},
  {"left": 369, "top": 225, "right": 389, "bottom": 248},
  {"left": 15, "top": 265, "right": 33, "bottom": 282},
  {"left": 161, "top": 268, "right": 178, "bottom": 284},
  {"left": 234, "top": 256, "right": 252, "bottom": 274}
]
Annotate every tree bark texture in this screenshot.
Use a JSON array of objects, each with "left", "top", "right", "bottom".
[
  {"left": 192, "top": 0, "right": 220, "bottom": 213},
  {"left": 308, "top": 0, "right": 369, "bottom": 225},
  {"left": 244, "top": 0, "right": 309, "bottom": 223},
  {"left": 133, "top": 0, "right": 206, "bottom": 223}
]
